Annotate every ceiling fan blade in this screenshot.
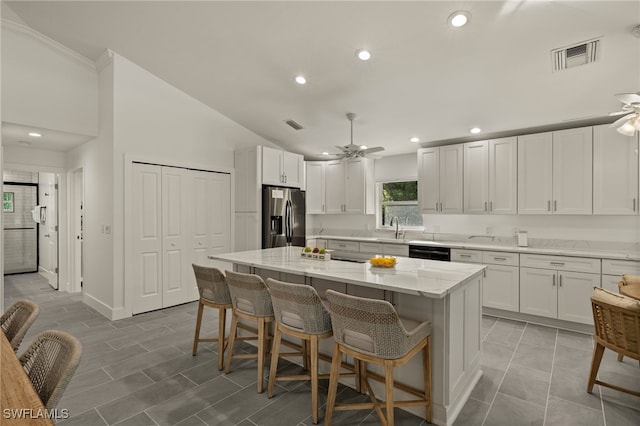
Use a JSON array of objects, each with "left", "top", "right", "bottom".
[
  {"left": 610, "top": 113, "right": 636, "bottom": 128},
  {"left": 363, "top": 146, "right": 384, "bottom": 155},
  {"left": 615, "top": 93, "right": 640, "bottom": 105},
  {"left": 335, "top": 145, "right": 349, "bottom": 153},
  {"left": 609, "top": 109, "right": 630, "bottom": 116}
]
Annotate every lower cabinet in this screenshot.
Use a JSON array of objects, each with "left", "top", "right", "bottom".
[{"left": 484, "top": 265, "right": 520, "bottom": 312}]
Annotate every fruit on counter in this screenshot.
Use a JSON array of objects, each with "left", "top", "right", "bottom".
[
  {"left": 312, "top": 247, "right": 320, "bottom": 253},
  {"left": 318, "top": 248, "right": 326, "bottom": 254},
  {"left": 304, "top": 247, "right": 312, "bottom": 253},
  {"left": 369, "top": 256, "right": 397, "bottom": 268}
]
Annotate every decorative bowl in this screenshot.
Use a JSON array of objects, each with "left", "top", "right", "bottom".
[{"left": 369, "top": 256, "right": 396, "bottom": 268}]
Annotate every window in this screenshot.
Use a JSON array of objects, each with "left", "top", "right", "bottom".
[{"left": 379, "top": 181, "right": 422, "bottom": 228}]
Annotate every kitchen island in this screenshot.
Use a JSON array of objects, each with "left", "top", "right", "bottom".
[{"left": 210, "top": 246, "right": 485, "bottom": 426}]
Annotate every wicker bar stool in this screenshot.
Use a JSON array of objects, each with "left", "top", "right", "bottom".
[
  {"left": 324, "top": 290, "right": 432, "bottom": 426},
  {"left": 191, "top": 264, "right": 233, "bottom": 370},
  {"left": 224, "top": 270, "right": 275, "bottom": 393},
  {"left": 1, "top": 300, "right": 40, "bottom": 352},
  {"left": 265, "top": 278, "right": 333, "bottom": 424}
]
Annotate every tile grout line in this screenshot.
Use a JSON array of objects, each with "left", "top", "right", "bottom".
[
  {"left": 480, "top": 318, "right": 527, "bottom": 426},
  {"left": 541, "top": 326, "right": 559, "bottom": 426}
]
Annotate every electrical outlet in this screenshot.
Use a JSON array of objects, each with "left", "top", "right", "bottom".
[{"left": 105, "top": 225, "right": 111, "bottom": 235}]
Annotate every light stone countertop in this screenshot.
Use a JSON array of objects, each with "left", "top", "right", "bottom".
[
  {"left": 311, "top": 235, "right": 640, "bottom": 261},
  {"left": 210, "top": 246, "right": 485, "bottom": 299}
]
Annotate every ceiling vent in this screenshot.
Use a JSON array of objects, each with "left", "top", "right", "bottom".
[
  {"left": 552, "top": 38, "right": 600, "bottom": 72},
  {"left": 285, "top": 120, "right": 304, "bottom": 130}
]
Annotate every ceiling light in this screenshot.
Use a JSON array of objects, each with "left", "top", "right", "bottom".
[
  {"left": 448, "top": 11, "right": 471, "bottom": 28},
  {"left": 360, "top": 145, "right": 368, "bottom": 150},
  {"left": 611, "top": 91, "right": 640, "bottom": 136},
  {"left": 617, "top": 116, "right": 640, "bottom": 136},
  {"left": 322, "top": 152, "right": 329, "bottom": 156},
  {"left": 469, "top": 127, "right": 482, "bottom": 134},
  {"left": 356, "top": 49, "right": 371, "bottom": 61},
  {"left": 295, "top": 75, "right": 306, "bottom": 85},
  {"left": 409, "top": 137, "right": 420, "bottom": 143},
  {"left": 28, "top": 132, "right": 42, "bottom": 137}
]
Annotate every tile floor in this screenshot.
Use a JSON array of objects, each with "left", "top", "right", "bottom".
[{"left": 4, "top": 273, "right": 640, "bottom": 425}]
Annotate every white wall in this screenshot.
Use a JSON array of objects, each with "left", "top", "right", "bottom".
[
  {"left": 4, "top": 145, "right": 67, "bottom": 170},
  {"left": 1, "top": 19, "right": 98, "bottom": 137}
]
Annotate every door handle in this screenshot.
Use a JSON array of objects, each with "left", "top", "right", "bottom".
[
  {"left": 44, "top": 234, "right": 50, "bottom": 238},
  {"left": 552, "top": 275, "right": 556, "bottom": 286},
  {"left": 559, "top": 274, "right": 563, "bottom": 287},
  {"left": 634, "top": 198, "right": 636, "bottom": 212},
  {"left": 547, "top": 200, "right": 551, "bottom": 211},
  {"left": 490, "top": 201, "right": 493, "bottom": 212},
  {"left": 435, "top": 202, "right": 438, "bottom": 211},
  {"left": 484, "top": 201, "right": 487, "bottom": 212},
  {"left": 554, "top": 200, "right": 557, "bottom": 211}
]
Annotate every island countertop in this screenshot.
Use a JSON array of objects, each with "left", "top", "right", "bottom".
[{"left": 210, "top": 246, "right": 485, "bottom": 299}]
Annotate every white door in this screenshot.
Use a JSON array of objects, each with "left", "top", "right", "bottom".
[
  {"left": 463, "top": 141, "right": 488, "bottom": 214},
  {"left": 208, "top": 172, "right": 232, "bottom": 272},
  {"left": 552, "top": 127, "right": 593, "bottom": 214},
  {"left": 489, "top": 137, "right": 517, "bottom": 214},
  {"left": 72, "top": 168, "right": 83, "bottom": 293},
  {"left": 557, "top": 271, "right": 600, "bottom": 325},
  {"left": 282, "top": 151, "right": 303, "bottom": 187},
  {"left": 345, "top": 158, "right": 365, "bottom": 214},
  {"left": 593, "top": 124, "right": 639, "bottom": 215},
  {"left": 518, "top": 132, "right": 553, "bottom": 214},
  {"left": 162, "top": 167, "right": 194, "bottom": 307},
  {"left": 47, "top": 175, "right": 59, "bottom": 289},
  {"left": 306, "top": 162, "right": 326, "bottom": 214},
  {"left": 417, "top": 148, "right": 439, "bottom": 214},
  {"left": 519, "top": 267, "right": 557, "bottom": 319},
  {"left": 440, "top": 145, "right": 463, "bottom": 214},
  {"left": 132, "top": 164, "right": 163, "bottom": 314},
  {"left": 261, "top": 146, "right": 283, "bottom": 186},
  {"left": 325, "top": 160, "right": 345, "bottom": 213},
  {"left": 483, "top": 264, "right": 519, "bottom": 312}
]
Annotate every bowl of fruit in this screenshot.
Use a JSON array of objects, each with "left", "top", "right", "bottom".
[
  {"left": 369, "top": 256, "right": 397, "bottom": 268},
  {"left": 301, "top": 247, "right": 331, "bottom": 261}
]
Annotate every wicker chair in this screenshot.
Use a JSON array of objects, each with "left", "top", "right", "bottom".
[
  {"left": 19, "top": 330, "right": 82, "bottom": 409},
  {"left": 324, "top": 290, "right": 432, "bottom": 426},
  {"left": 191, "top": 264, "right": 233, "bottom": 370},
  {"left": 1, "top": 300, "right": 40, "bottom": 353},
  {"left": 266, "top": 279, "right": 333, "bottom": 424},
  {"left": 587, "top": 287, "right": 640, "bottom": 397},
  {"left": 224, "top": 270, "right": 275, "bottom": 393}
]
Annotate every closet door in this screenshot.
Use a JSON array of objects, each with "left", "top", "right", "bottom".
[
  {"left": 132, "top": 164, "right": 163, "bottom": 314},
  {"left": 162, "top": 167, "right": 194, "bottom": 307}
]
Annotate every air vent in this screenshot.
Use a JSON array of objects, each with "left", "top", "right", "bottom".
[
  {"left": 552, "top": 38, "right": 600, "bottom": 72},
  {"left": 285, "top": 120, "right": 304, "bottom": 130}
]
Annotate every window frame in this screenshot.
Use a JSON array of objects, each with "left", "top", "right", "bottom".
[{"left": 376, "top": 180, "right": 423, "bottom": 230}]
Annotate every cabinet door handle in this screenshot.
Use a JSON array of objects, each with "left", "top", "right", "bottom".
[
  {"left": 435, "top": 202, "right": 439, "bottom": 211},
  {"left": 460, "top": 254, "right": 472, "bottom": 258},
  {"left": 552, "top": 275, "right": 556, "bottom": 286},
  {"left": 559, "top": 274, "right": 563, "bottom": 287},
  {"left": 493, "top": 257, "right": 507, "bottom": 261},
  {"left": 547, "top": 200, "right": 551, "bottom": 211},
  {"left": 634, "top": 198, "right": 636, "bottom": 212},
  {"left": 554, "top": 200, "right": 557, "bottom": 211},
  {"left": 440, "top": 202, "right": 443, "bottom": 211},
  {"left": 490, "top": 201, "right": 493, "bottom": 212},
  {"left": 550, "top": 262, "right": 565, "bottom": 266},
  {"left": 322, "top": 204, "right": 325, "bottom": 212},
  {"left": 484, "top": 201, "right": 488, "bottom": 212}
]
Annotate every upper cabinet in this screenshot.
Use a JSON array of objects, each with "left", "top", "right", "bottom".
[
  {"left": 262, "top": 146, "right": 304, "bottom": 188},
  {"left": 309, "top": 157, "right": 375, "bottom": 215},
  {"left": 306, "top": 161, "right": 326, "bottom": 214},
  {"left": 518, "top": 128, "right": 592, "bottom": 215},
  {"left": 418, "top": 145, "right": 463, "bottom": 214},
  {"left": 463, "top": 137, "right": 517, "bottom": 214},
  {"left": 593, "top": 124, "right": 639, "bottom": 215}
]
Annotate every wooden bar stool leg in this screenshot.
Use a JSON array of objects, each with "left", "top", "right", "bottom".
[
  {"left": 360, "top": 360, "right": 368, "bottom": 394},
  {"left": 310, "top": 336, "right": 319, "bottom": 424},
  {"left": 424, "top": 338, "right": 432, "bottom": 423},
  {"left": 192, "top": 301, "right": 204, "bottom": 356},
  {"left": 257, "top": 317, "right": 266, "bottom": 393},
  {"left": 267, "top": 326, "right": 282, "bottom": 398},
  {"left": 325, "top": 343, "right": 342, "bottom": 426},
  {"left": 587, "top": 342, "right": 605, "bottom": 393},
  {"left": 217, "top": 307, "right": 227, "bottom": 371},
  {"left": 224, "top": 313, "right": 239, "bottom": 374},
  {"left": 385, "top": 360, "right": 395, "bottom": 426}
]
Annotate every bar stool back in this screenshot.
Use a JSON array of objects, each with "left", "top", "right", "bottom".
[
  {"left": 324, "top": 289, "right": 432, "bottom": 426},
  {"left": 191, "top": 264, "right": 232, "bottom": 370},
  {"left": 224, "top": 270, "right": 274, "bottom": 393},
  {"left": 266, "top": 278, "right": 333, "bottom": 424}
]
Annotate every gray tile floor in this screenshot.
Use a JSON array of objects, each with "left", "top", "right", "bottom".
[{"left": 4, "top": 273, "right": 640, "bottom": 425}]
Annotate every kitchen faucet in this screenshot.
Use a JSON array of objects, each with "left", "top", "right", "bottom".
[{"left": 389, "top": 216, "right": 401, "bottom": 239}]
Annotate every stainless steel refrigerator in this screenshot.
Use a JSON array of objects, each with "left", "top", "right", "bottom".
[{"left": 262, "top": 185, "right": 305, "bottom": 248}]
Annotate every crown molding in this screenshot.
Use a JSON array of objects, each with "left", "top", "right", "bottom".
[
  {"left": 96, "top": 49, "right": 114, "bottom": 73},
  {"left": 2, "top": 18, "right": 96, "bottom": 70}
]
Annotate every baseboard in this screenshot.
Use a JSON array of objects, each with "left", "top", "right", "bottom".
[{"left": 83, "top": 293, "right": 128, "bottom": 320}]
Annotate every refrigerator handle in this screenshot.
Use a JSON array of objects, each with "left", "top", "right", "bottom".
[{"left": 285, "top": 199, "right": 293, "bottom": 245}]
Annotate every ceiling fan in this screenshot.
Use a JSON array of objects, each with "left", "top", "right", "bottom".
[
  {"left": 332, "top": 113, "right": 385, "bottom": 159},
  {"left": 610, "top": 92, "right": 640, "bottom": 136}
]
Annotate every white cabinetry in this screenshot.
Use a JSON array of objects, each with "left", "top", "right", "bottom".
[
  {"left": 305, "top": 161, "right": 326, "bottom": 214},
  {"left": 324, "top": 158, "right": 375, "bottom": 214},
  {"left": 518, "top": 128, "right": 593, "bottom": 215},
  {"left": 601, "top": 259, "right": 640, "bottom": 293},
  {"left": 418, "top": 145, "right": 463, "bottom": 214},
  {"left": 593, "top": 124, "right": 639, "bottom": 215},
  {"left": 463, "top": 137, "right": 517, "bottom": 214},
  {"left": 262, "top": 146, "right": 304, "bottom": 188},
  {"left": 452, "top": 249, "right": 519, "bottom": 312},
  {"left": 520, "top": 254, "right": 600, "bottom": 325}
]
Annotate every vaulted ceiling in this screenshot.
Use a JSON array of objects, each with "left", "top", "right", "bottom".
[{"left": 4, "top": 1, "right": 640, "bottom": 158}]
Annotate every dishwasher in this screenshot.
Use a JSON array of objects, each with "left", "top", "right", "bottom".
[{"left": 408, "top": 244, "right": 451, "bottom": 261}]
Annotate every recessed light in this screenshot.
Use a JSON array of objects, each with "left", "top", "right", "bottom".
[
  {"left": 448, "top": 11, "right": 471, "bottom": 28},
  {"left": 322, "top": 152, "right": 329, "bottom": 156},
  {"left": 356, "top": 49, "right": 371, "bottom": 61},
  {"left": 360, "top": 145, "right": 368, "bottom": 150},
  {"left": 409, "top": 137, "right": 420, "bottom": 143},
  {"left": 28, "top": 132, "right": 42, "bottom": 138},
  {"left": 470, "top": 127, "right": 482, "bottom": 134},
  {"left": 295, "top": 75, "right": 307, "bottom": 85}
]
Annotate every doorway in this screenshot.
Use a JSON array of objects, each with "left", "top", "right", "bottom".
[
  {"left": 71, "top": 167, "right": 84, "bottom": 293},
  {"left": 3, "top": 180, "right": 38, "bottom": 274}
]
